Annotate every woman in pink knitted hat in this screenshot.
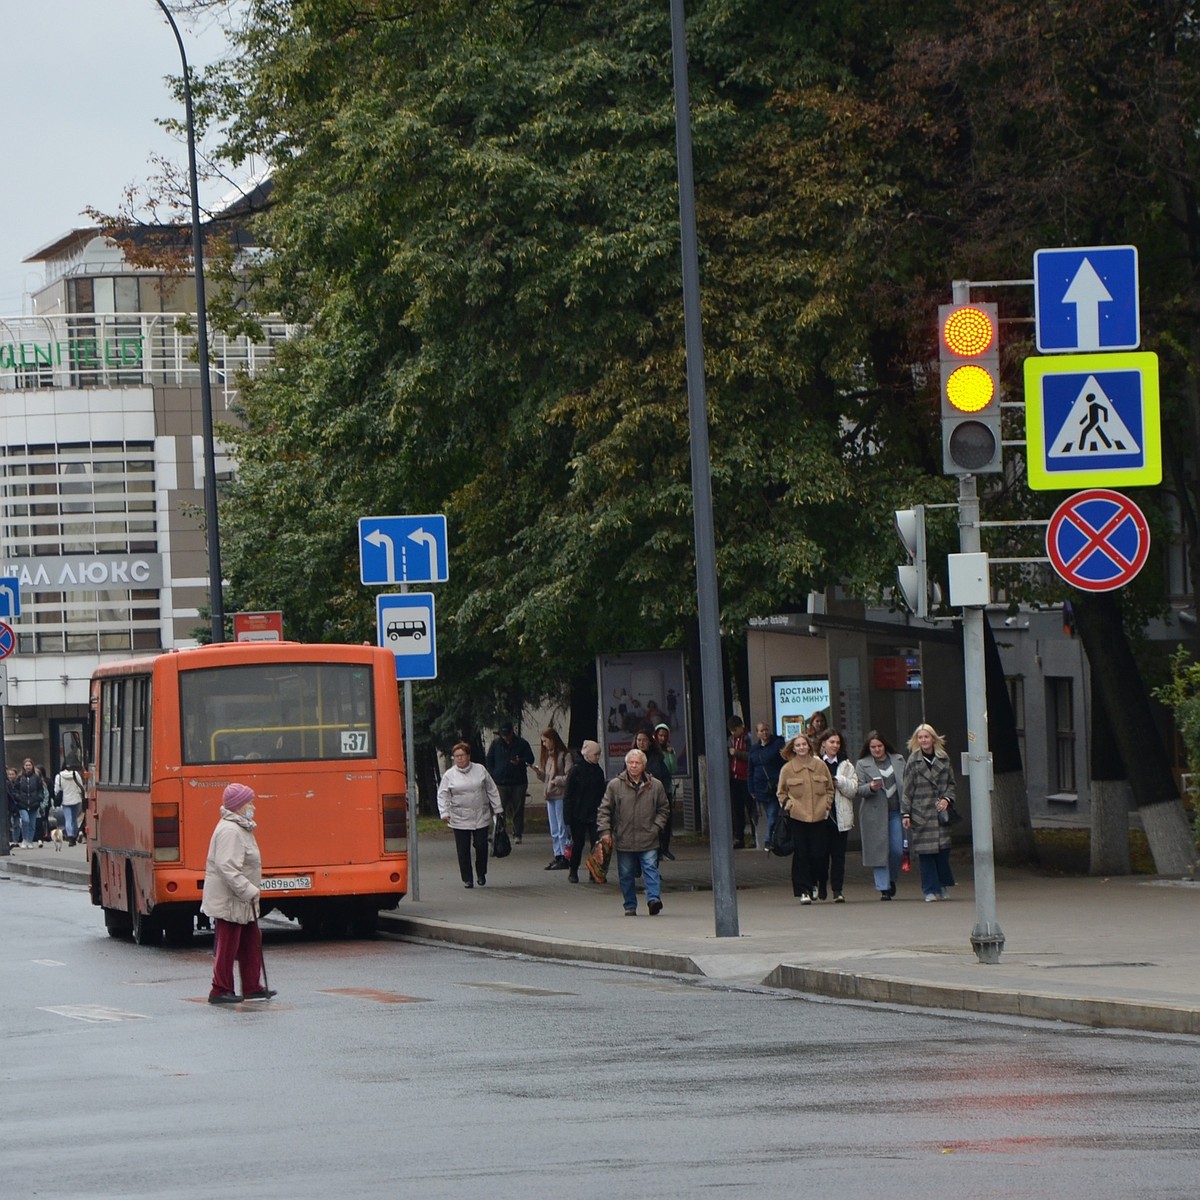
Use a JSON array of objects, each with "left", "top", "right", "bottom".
[{"left": 201, "top": 782, "right": 275, "bottom": 1004}]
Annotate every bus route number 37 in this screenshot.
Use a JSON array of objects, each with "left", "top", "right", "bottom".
[{"left": 340, "top": 730, "right": 370, "bottom": 754}]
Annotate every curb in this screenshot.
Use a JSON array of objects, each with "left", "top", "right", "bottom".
[
  {"left": 763, "top": 963, "right": 1200, "bottom": 1036},
  {"left": 1, "top": 858, "right": 88, "bottom": 887},
  {"left": 380, "top": 913, "right": 703, "bottom": 977}
]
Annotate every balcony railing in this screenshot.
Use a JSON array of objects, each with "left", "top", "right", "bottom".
[{"left": 0, "top": 311, "right": 296, "bottom": 408}]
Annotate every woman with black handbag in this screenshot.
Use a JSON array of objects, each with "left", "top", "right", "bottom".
[
  {"left": 438, "top": 742, "right": 504, "bottom": 889},
  {"left": 776, "top": 734, "right": 834, "bottom": 904}
]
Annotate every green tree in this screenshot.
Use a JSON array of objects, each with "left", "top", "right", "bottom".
[{"left": 206, "top": 0, "right": 933, "bottom": 738}]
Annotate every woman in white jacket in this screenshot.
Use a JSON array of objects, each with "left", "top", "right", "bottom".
[
  {"left": 438, "top": 742, "right": 503, "bottom": 889},
  {"left": 817, "top": 729, "right": 857, "bottom": 903},
  {"left": 200, "top": 783, "right": 274, "bottom": 1005},
  {"left": 53, "top": 757, "right": 86, "bottom": 846}
]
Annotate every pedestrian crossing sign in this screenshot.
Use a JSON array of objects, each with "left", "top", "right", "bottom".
[{"left": 1023, "top": 351, "right": 1161, "bottom": 490}]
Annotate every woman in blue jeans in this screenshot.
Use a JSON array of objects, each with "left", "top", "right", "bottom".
[{"left": 901, "top": 724, "right": 957, "bottom": 901}]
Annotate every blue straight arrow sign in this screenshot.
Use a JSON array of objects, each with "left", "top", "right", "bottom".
[{"left": 1034, "top": 245, "right": 1140, "bottom": 353}]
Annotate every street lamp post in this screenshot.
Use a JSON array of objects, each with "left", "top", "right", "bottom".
[
  {"left": 669, "top": 0, "right": 738, "bottom": 937},
  {"left": 155, "top": 0, "right": 225, "bottom": 644}
]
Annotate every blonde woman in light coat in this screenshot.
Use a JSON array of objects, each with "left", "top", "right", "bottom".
[{"left": 901, "top": 723, "right": 957, "bottom": 901}]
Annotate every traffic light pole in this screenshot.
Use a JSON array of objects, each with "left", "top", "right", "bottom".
[
  {"left": 949, "top": 276, "right": 1005, "bottom": 964},
  {"left": 957, "top": 478, "right": 1005, "bottom": 964}
]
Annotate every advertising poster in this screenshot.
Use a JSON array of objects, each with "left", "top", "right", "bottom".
[
  {"left": 771, "top": 677, "right": 831, "bottom": 742},
  {"left": 598, "top": 651, "right": 688, "bottom": 779}
]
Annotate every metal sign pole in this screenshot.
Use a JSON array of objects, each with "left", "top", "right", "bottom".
[
  {"left": 0, "top": 700, "right": 9, "bottom": 857},
  {"left": 400, "top": 581, "right": 419, "bottom": 902},
  {"left": 958, "top": 475, "right": 1004, "bottom": 963}
]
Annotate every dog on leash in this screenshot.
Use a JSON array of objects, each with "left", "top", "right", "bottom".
[{"left": 50, "top": 827, "right": 64, "bottom": 850}]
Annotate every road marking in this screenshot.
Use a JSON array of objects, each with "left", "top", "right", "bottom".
[
  {"left": 319, "top": 988, "right": 430, "bottom": 1004},
  {"left": 34, "top": 959, "right": 66, "bottom": 966},
  {"left": 457, "top": 981, "right": 575, "bottom": 997},
  {"left": 40, "top": 1005, "right": 149, "bottom": 1023}
]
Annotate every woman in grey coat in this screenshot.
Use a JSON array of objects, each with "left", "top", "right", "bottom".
[
  {"left": 855, "top": 731, "right": 906, "bottom": 900},
  {"left": 901, "top": 723, "right": 957, "bottom": 901}
]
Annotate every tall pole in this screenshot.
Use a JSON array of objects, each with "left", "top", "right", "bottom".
[
  {"left": 950, "top": 284, "right": 1004, "bottom": 963},
  {"left": 958, "top": 477, "right": 1004, "bottom": 963},
  {"left": 155, "top": 0, "right": 224, "bottom": 643},
  {"left": 400, "top": 583, "right": 419, "bottom": 901},
  {"left": 0, "top": 708, "right": 9, "bottom": 856},
  {"left": 669, "top": 0, "right": 738, "bottom": 936}
]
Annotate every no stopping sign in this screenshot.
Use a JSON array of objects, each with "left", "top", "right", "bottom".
[{"left": 1046, "top": 489, "right": 1150, "bottom": 592}]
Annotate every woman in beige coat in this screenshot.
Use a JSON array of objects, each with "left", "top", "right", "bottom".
[
  {"left": 200, "top": 782, "right": 273, "bottom": 1004},
  {"left": 776, "top": 734, "right": 834, "bottom": 904}
]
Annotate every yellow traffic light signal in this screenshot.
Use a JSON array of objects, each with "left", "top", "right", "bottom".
[{"left": 938, "top": 302, "right": 1001, "bottom": 474}]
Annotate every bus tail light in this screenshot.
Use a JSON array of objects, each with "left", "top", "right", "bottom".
[
  {"left": 152, "top": 802, "right": 181, "bottom": 863},
  {"left": 383, "top": 793, "right": 408, "bottom": 853}
]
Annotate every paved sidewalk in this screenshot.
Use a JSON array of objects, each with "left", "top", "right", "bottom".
[{"left": 4, "top": 832, "right": 1198, "bottom": 1035}]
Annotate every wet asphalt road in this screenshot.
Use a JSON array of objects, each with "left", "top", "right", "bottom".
[{"left": 4, "top": 873, "right": 1199, "bottom": 1199}]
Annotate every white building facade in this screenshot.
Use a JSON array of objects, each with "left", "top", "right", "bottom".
[{"left": 0, "top": 228, "right": 284, "bottom": 774}]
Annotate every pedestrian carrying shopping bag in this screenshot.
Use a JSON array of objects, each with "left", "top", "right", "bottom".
[
  {"left": 585, "top": 838, "right": 611, "bottom": 884},
  {"left": 492, "top": 817, "right": 512, "bottom": 859}
]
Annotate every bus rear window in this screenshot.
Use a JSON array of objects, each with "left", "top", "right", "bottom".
[{"left": 179, "top": 662, "right": 376, "bottom": 764}]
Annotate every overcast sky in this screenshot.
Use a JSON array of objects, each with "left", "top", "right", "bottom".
[{"left": 0, "top": 1, "right": 247, "bottom": 314}]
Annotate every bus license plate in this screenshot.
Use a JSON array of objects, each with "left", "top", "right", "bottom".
[{"left": 259, "top": 876, "right": 312, "bottom": 892}]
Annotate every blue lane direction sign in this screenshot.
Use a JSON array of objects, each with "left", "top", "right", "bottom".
[
  {"left": 376, "top": 592, "right": 437, "bottom": 680},
  {"left": 1023, "top": 352, "right": 1160, "bottom": 490},
  {"left": 0, "top": 579, "right": 20, "bottom": 619},
  {"left": 1046, "top": 489, "right": 1150, "bottom": 592},
  {"left": 1034, "top": 245, "right": 1139, "bottom": 353},
  {"left": 359, "top": 514, "right": 449, "bottom": 585}
]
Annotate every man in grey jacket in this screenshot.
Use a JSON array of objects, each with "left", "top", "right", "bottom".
[{"left": 597, "top": 748, "right": 670, "bottom": 917}]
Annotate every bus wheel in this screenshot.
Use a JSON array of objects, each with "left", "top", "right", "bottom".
[
  {"left": 104, "top": 906, "right": 132, "bottom": 939},
  {"left": 129, "top": 894, "right": 161, "bottom": 947}
]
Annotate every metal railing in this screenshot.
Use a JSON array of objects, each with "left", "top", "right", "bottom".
[{"left": 0, "top": 311, "right": 296, "bottom": 408}]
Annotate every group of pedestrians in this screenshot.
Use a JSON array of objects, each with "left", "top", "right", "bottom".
[
  {"left": 6, "top": 755, "right": 86, "bottom": 848},
  {"left": 435, "top": 723, "right": 676, "bottom": 915},
  {"left": 432, "top": 715, "right": 959, "bottom": 910},
  {"left": 730, "top": 714, "right": 960, "bottom": 905}
]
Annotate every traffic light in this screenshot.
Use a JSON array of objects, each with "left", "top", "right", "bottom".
[
  {"left": 939, "top": 302, "right": 1001, "bottom": 474},
  {"left": 895, "top": 505, "right": 928, "bottom": 619}
]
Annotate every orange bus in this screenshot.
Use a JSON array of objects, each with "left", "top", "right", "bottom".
[{"left": 87, "top": 641, "right": 409, "bottom": 945}]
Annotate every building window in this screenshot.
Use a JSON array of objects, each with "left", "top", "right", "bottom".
[{"left": 1047, "top": 676, "right": 1075, "bottom": 794}]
